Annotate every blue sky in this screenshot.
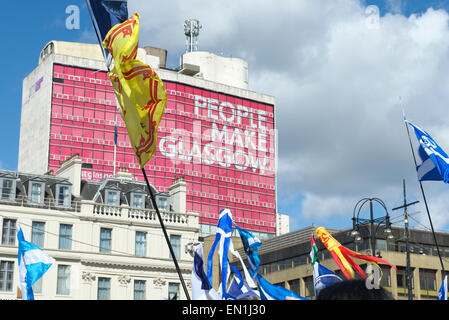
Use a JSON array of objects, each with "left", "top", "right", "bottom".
[{"left": 2, "top": 1, "right": 449, "bottom": 233}]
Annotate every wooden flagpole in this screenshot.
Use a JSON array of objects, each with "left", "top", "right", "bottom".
[{"left": 85, "top": 0, "right": 191, "bottom": 300}]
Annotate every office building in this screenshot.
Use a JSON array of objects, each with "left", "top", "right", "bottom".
[{"left": 18, "top": 40, "right": 277, "bottom": 239}]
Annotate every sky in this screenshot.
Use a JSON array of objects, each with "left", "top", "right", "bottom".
[{"left": 2, "top": 0, "right": 449, "bottom": 234}]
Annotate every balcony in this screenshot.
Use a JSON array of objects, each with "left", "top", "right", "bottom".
[{"left": 82, "top": 202, "right": 199, "bottom": 229}]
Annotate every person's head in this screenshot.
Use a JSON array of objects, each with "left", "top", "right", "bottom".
[{"left": 316, "top": 279, "right": 394, "bottom": 300}]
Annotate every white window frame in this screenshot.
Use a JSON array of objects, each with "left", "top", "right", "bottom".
[
  {"left": 105, "top": 189, "right": 120, "bottom": 206},
  {"left": 0, "top": 178, "right": 16, "bottom": 201},
  {"left": 28, "top": 181, "right": 45, "bottom": 204},
  {"left": 130, "top": 192, "right": 145, "bottom": 209},
  {"left": 56, "top": 184, "right": 72, "bottom": 207},
  {"left": 156, "top": 193, "right": 170, "bottom": 211}
]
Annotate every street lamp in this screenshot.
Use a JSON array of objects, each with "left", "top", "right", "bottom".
[{"left": 351, "top": 197, "right": 394, "bottom": 257}]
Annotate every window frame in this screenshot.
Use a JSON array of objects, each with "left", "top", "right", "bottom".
[
  {"left": 105, "top": 189, "right": 120, "bottom": 206},
  {"left": 28, "top": 180, "right": 45, "bottom": 204},
  {"left": 56, "top": 183, "right": 72, "bottom": 208},
  {"left": 31, "top": 221, "right": 45, "bottom": 248},
  {"left": 0, "top": 260, "right": 14, "bottom": 292},
  {"left": 0, "top": 177, "right": 16, "bottom": 201},
  {"left": 1, "top": 218, "right": 16, "bottom": 246},
  {"left": 134, "top": 279, "right": 146, "bottom": 300},
  {"left": 98, "top": 277, "right": 111, "bottom": 300},
  {"left": 99, "top": 227, "right": 112, "bottom": 253},
  {"left": 59, "top": 224, "right": 73, "bottom": 250},
  {"left": 169, "top": 234, "right": 181, "bottom": 259},
  {"left": 56, "top": 265, "right": 71, "bottom": 296},
  {"left": 135, "top": 231, "right": 147, "bottom": 257}
]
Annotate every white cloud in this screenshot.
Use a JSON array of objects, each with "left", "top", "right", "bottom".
[{"left": 127, "top": 0, "right": 449, "bottom": 231}]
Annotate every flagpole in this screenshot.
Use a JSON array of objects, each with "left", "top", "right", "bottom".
[
  {"left": 401, "top": 98, "right": 445, "bottom": 274},
  {"left": 85, "top": 1, "right": 191, "bottom": 299},
  {"left": 140, "top": 167, "right": 191, "bottom": 300}
]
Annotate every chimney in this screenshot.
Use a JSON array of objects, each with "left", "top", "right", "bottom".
[
  {"left": 56, "top": 154, "right": 82, "bottom": 197},
  {"left": 115, "top": 167, "right": 133, "bottom": 180},
  {"left": 168, "top": 177, "right": 187, "bottom": 213}
]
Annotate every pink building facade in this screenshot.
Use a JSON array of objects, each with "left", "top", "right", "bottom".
[{"left": 19, "top": 42, "right": 277, "bottom": 237}]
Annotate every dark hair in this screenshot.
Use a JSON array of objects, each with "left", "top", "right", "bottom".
[{"left": 316, "top": 279, "right": 394, "bottom": 300}]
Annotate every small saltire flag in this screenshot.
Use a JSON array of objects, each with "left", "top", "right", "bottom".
[
  {"left": 103, "top": 13, "right": 167, "bottom": 168},
  {"left": 17, "top": 222, "right": 55, "bottom": 300},
  {"left": 316, "top": 227, "right": 395, "bottom": 280},
  {"left": 227, "top": 275, "right": 260, "bottom": 300},
  {"left": 191, "top": 243, "right": 221, "bottom": 300},
  {"left": 234, "top": 220, "right": 307, "bottom": 300},
  {"left": 256, "top": 274, "right": 307, "bottom": 300},
  {"left": 406, "top": 121, "right": 449, "bottom": 183},
  {"left": 310, "top": 232, "right": 342, "bottom": 297},
  {"left": 438, "top": 275, "right": 448, "bottom": 300},
  {"left": 233, "top": 222, "right": 262, "bottom": 278},
  {"left": 206, "top": 209, "right": 256, "bottom": 299}
]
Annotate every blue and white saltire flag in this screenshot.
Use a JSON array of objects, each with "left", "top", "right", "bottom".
[
  {"left": 87, "top": 0, "right": 129, "bottom": 67},
  {"left": 227, "top": 275, "right": 260, "bottom": 300},
  {"left": 234, "top": 222, "right": 262, "bottom": 278},
  {"left": 17, "top": 222, "right": 55, "bottom": 300},
  {"left": 234, "top": 221, "right": 307, "bottom": 300},
  {"left": 437, "top": 275, "right": 448, "bottom": 300},
  {"left": 191, "top": 243, "right": 221, "bottom": 300},
  {"left": 406, "top": 121, "right": 449, "bottom": 183},
  {"left": 206, "top": 209, "right": 256, "bottom": 299}
]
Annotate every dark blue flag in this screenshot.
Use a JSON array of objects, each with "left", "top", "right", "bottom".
[{"left": 88, "top": 0, "right": 129, "bottom": 42}]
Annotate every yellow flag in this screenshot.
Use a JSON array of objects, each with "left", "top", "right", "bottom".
[
  {"left": 316, "top": 227, "right": 396, "bottom": 280},
  {"left": 103, "top": 13, "right": 167, "bottom": 168}
]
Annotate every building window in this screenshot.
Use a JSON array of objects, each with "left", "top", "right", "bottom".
[
  {"left": 169, "top": 234, "right": 181, "bottom": 259},
  {"left": 98, "top": 277, "right": 111, "bottom": 300},
  {"left": 56, "top": 184, "right": 71, "bottom": 207},
  {"left": 0, "top": 178, "right": 15, "bottom": 201},
  {"left": 134, "top": 280, "right": 146, "bottom": 300},
  {"left": 168, "top": 282, "right": 180, "bottom": 300},
  {"left": 100, "top": 228, "right": 112, "bottom": 253},
  {"left": 2, "top": 219, "right": 16, "bottom": 245},
  {"left": 33, "top": 277, "right": 43, "bottom": 294},
  {"left": 0, "top": 261, "right": 14, "bottom": 292},
  {"left": 304, "top": 276, "right": 314, "bottom": 299},
  {"left": 105, "top": 190, "right": 120, "bottom": 206},
  {"left": 288, "top": 279, "right": 300, "bottom": 296},
  {"left": 131, "top": 193, "right": 145, "bottom": 209},
  {"left": 29, "top": 181, "right": 45, "bottom": 204},
  {"left": 157, "top": 193, "right": 170, "bottom": 211},
  {"left": 56, "top": 265, "right": 70, "bottom": 295},
  {"left": 59, "top": 224, "right": 72, "bottom": 250},
  {"left": 31, "top": 221, "right": 45, "bottom": 248},
  {"left": 135, "top": 231, "right": 146, "bottom": 257},
  {"left": 420, "top": 269, "right": 436, "bottom": 291}
]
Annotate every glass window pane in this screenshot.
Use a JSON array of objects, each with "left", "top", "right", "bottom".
[
  {"left": 98, "top": 277, "right": 111, "bottom": 300},
  {"left": 0, "top": 261, "right": 14, "bottom": 292},
  {"left": 100, "top": 228, "right": 112, "bottom": 253},
  {"left": 168, "top": 282, "right": 179, "bottom": 300},
  {"left": 59, "top": 224, "right": 72, "bottom": 250},
  {"left": 57, "top": 265, "right": 70, "bottom": 295},
  {"left": 31, "top": 222, "right": 45, "bottom": 248},
  {"left": 1, "top": 179, "right": 14, "bottom": 201},
  {"left": 134, "top": 280, "right": 146, "bottom": 300},
  {"left": 2, "top": 219, "right": 16, "bottom": 245},
  {"left": 30, "top": 182, "right": 43, "bottom": 203},
  {"left": 135, "top": 231, "right": 146, "bottom": 256},
  {"left": 131, "top": 194, "right": 144, "bottom": 208},
  {"left": 169, "top": 235, "right": 180, "bottom": 259},
  {"left": 57, "top": 185, "right": 71, "bottom": 207}
]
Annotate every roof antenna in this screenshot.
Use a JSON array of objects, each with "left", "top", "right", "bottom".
[{"left": 184, "top": 19, "right": 201, "bottom": 52}]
